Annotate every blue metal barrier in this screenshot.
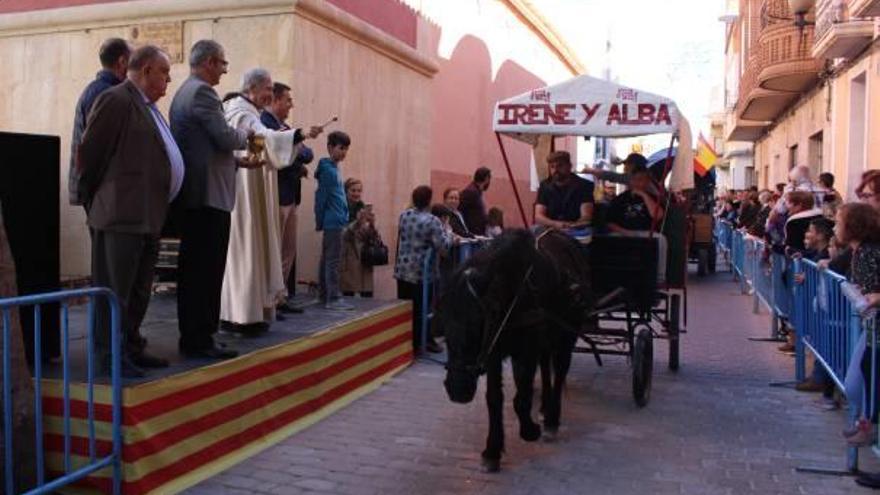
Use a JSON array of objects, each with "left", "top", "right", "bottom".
[
  {"left": 750, "top": 239, "right": 773, "bottom": 315},
  {"left": 419, "top": 240, "right": 488, "bottom": 355},
  {"left": 420, "top": 249, "right": 436, "bottom": 355},
  {"left": 713, "top": 219, "right": 725, "bottom": 245},
  {"left": 740, "top": 235, "right": 755, "bottom": 289},
  {"left": 770, "top": 252, "right": 793, "bottom": 338},
  {"left": 731, "top": 228, "right": 747, "bottom": 291},
  {"left": 714, "top": 220, "right": 732, "bottom": 258},
  {"left": 716, "top": 220, "right": 880, "bottom": 473},
  {"left": 789, "top": 259, "right": 874, "bottom": 473},
  {"left": 1, "top": 288, "right": 122, "bottom": 495},
  {"left": 793, "top": 259, "right": 855, "bottom": 388},
  {"left": 714, "top": 220, "right": 737, "bottom": 277}
]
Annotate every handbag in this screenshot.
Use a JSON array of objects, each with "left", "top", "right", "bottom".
[{"left": 361, "top": 235, "right": 389, "bottom": 267}]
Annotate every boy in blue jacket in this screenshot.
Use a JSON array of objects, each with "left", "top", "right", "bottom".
[{"left": 315, "top": 131, "right": 352, "bottom": 310}]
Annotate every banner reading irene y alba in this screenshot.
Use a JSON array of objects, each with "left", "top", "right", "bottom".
[{"left": 492, "top": 74, "right": 683, "bottom": 139}]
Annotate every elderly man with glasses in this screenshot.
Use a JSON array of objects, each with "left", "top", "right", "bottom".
[{"left": 169, "top": 40, "right": 252, "bottom": 360}]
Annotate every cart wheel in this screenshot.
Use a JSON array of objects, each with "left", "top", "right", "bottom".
[
  {"left": 632, "top": 326, "right": 653, "bottom": 408},
  {"left": 669, "top": 294, "right": 681, "bottom": 372},
  {"left": 697, "top": 249, "right": 708, "bottom": 277},
  {"left": 708, "top": 245, "right": 717, "bottom": 274}
]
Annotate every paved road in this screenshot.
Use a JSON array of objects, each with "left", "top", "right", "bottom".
[{"left": 187, "top": 272, "right": 879, "bottom": 494}]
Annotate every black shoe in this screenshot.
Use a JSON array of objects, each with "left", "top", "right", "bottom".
[
  {"left": 856, "top": 472, "right": 880, "bottom": 489},
  {"left": 277, "top": 302, "right": 304, "bottom": 314},
  {"left": 182, "top": 344, "right": 238, "bottom": 360},
  {"left": 220, "top": 320, "right": 269, "bottom": 336},
  {"left": 426, "top": 341, "right": 444, "bottom": 354},
  {"left": 130, "top": 351, "right": 169, "bottom": 369},
  {"left": 103, "top": 356, "right": 146, "bottom": 379},
  {"left": 179, "top": 339, "right": 229, "bottom": 352},
  {"left": 130, "top": 334, "right": 148, "bottom": 353}
]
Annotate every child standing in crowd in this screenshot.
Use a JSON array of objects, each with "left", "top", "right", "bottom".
[
  {"left": 314, "top": 131, "right": 353, "bottom": 310},
  {"left": 835, "top": 203, "right": 880, "bottom": 447},
  {"left": 794, "top": 218, "right": 835, "bottom": 401},
  {"left": 803, "top": 217, "right": 834, "bottom": 262},
  {"left": 486, "top": 207, "right": 504, "bottom": 238}
]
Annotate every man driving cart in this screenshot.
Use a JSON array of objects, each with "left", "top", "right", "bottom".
[{"left": 534, "top": 151, "right": 594, "bottom": 230}]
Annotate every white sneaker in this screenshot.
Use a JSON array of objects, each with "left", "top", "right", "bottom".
[{"left": 325, "top": 299, "right": 355, "bottom": 311}]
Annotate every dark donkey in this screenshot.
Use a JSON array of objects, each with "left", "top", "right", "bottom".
[{"left": 436, "top": 228, "right": 591, "bottom": 472}]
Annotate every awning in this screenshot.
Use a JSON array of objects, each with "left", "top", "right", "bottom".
[{"left": 492, "top": 74, "right": 694, "bottom": 191}]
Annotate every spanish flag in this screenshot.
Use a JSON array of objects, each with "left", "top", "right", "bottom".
[{"left": 694, "top": 133, "right": 718, "bottom": 177}]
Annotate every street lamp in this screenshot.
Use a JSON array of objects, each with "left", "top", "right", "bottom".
[{"left": 788, "top": 0, "right": 815, "bottom": 28}]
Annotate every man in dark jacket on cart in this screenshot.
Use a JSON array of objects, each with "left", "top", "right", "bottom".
[{"left": 534, "top": 151, "right": 594, "bottom": 229}]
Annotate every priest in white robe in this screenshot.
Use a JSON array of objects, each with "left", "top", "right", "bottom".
[{"left": 220, "top": 68, "right": 319, "bottom": 330}]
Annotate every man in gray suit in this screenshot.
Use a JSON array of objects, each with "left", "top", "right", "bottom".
[
  {"left": 78, "top": 45, "right": 184, "bottom": 377},
  {"left": 170, "top": 40, "right": 250, "bottom": 359}
]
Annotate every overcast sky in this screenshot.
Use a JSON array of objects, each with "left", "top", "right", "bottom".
[{"left": 537, "top": 0, "right": 726, "bottom": 138}]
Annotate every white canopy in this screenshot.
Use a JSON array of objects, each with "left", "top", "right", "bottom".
[{"left": 493, "top": 74, "right": 694, "bottom": 191}]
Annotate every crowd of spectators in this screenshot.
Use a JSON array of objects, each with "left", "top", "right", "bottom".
[
  {"left": 717, "top": 167, "right": 880, "bottom": 488},
  {"left": 392, "top": 166, "right": 511, "bottom": 354}
]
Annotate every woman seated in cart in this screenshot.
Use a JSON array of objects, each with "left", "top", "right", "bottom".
[
  {"left": 534, "top": 151, "right": 594, "bottom": 230},
  {"left": 606, "top": 165, "right": 667, "bottom": 281}
]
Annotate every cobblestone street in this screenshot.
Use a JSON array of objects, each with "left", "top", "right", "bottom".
[{"left": 187, "top": 271, "right": 879, "bottom": 495}]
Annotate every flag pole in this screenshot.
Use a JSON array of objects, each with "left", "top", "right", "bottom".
[
  {"left": 651, "top": 132, "right": 678, "bottom": 236},
  {"left": 495, "top": 132, "right": 530, "bottom": 228}
]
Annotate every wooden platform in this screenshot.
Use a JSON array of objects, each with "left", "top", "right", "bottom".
[{"left": 39, "top": 295, "right": 413, "bottom": 494}]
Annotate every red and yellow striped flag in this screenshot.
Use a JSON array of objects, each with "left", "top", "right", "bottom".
[{"left": 694, "top": 133, "right": 718, "bottom": 177}]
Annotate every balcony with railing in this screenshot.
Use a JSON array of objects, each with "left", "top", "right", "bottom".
[
  {"left": 812, "top": 0, "right": 875, "bottom": 59},
  {"left": 729, "top": 54, "right": 774, "bottom": 141},
  {"left": 736, "top": 51, "right": 799, "bottom": 119},
  {"left": 726, "top": 102, "right": 770, "bottom": 142},
  {"left": 851, "top": 0, "right": 880, "bottom": 18},
  {"left": 733, "top": 0, "right": 822, "bottom": 131},
  {"left": 757, "top": 0, "right": 822, "bottom": 92}
]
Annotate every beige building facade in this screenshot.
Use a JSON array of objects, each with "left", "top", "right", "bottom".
[{"left": 722, "top": 0, "right": 880, "bottom": 197}]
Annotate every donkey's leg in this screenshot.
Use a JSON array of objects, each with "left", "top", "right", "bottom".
[
  {"left": 539, "top": 353, "right": 551, "bottom": 419},
  {"left": 512, "top": 354, "right": 542, "bottom": 442},
  {"left": 545, "top": 331, "right": 578, "bottom": 433},
  {"left": 482, "top": 356, "right": 504, "bottom": 472}
]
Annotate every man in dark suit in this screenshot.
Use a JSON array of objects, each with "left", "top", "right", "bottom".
[
  {"left": 459, "top": 166, "right": 492, "bottom": 236},
  {"left": 69, "top": 38, "right": 131, "bottom": 209},
  {"left": 260, "top": 82, "right": 310, "bottom": 313},
  {"left": 78, "top": 45, "right": 184, "bottom": 377},
  {"left": 170, "top": 40, "right": 248, "bottom": 359}
]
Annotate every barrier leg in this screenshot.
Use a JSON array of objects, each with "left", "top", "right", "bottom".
[
  {"left": 420, "top": 279, "right": 429, "bottom": 355},
  {"left": 751, "top": 311, "right": 786, "bottom": 342},
  {"left": 794, "top": 335, "right": 806, "bottom": 383},
  {"left": 417, "top": 251, "right": 446, "bottom": 366},
  {"left": 795, "top": 385, "right": 861, "bottom": 475}
]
